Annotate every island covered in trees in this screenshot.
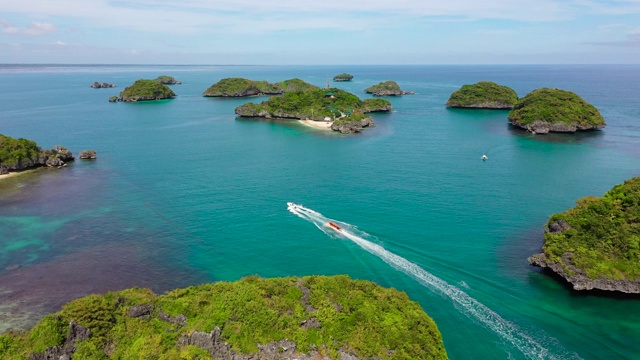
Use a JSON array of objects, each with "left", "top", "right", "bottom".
[
  {"left": 0, "top": 134, "right": 74, "bottom": 175},
  {"left": 365, "top": 81, "right": 413, "bottom": 96},
  {"left": 0, "top": 275, "right": 448, "bottom": 360},
  {"left": 203, "top": 78, "right": 318, "bottom": 97},
  {"left": 117, "top": 79, "right": 176, "bottom": 102},
  {"left": 154, "top": 75, "right": 182, "bottom": 85},
  {"left": 529, "top": 177, "right": 640, "bottom": 293},
  {"left": 508, "top": 88, "right": 605, "bottom": 134},
  {"left": 235, "top": 88, "right": 392, "bottom": 134},
  {"left": 332, "top": 73, "right": 353, "bottom": 82},
  {"left": 446, "top": 81, "right": 518, "bottom": 109}
]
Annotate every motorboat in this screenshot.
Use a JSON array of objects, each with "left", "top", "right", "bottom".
[{"left": 326, "top": 221, "right": 342, "bottom": 231}]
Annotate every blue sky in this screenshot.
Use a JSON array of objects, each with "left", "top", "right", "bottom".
[{"left": 1, "top": 0, "right": 639, "bottom": 64}]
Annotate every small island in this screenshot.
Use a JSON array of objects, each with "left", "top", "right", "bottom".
[
  {"left": 79, "top": 150, "right": 97, "bottom": 160},
  {"left": 0, "top": 134, "right": 74, "bottom": 176},
  {"left": 446, "top": 81, "right": 518, "bottom": 109},
  {"left": 365, "top": 81, "right": 413, "bottom": 96},
  {"left": 203, "top": 78, "right": 317, "bottom": 97},
  {"left": 529, "top": 177, "right": 640, "bottom": 293},
  {"left": 90, "top": 82, "right": 115, "bottom": 88},
  {"left": 235, "top": 88, "right": 392, "bottom": 134},
  {"left": 117, "top": 79, "right": 176, "bottom": 102},
  {"left": 332, "top": 73, "right": 353, "bottom": 82},
  {"left": 0, "top": 275, "right": 448, "bottom": 359},
  {"left": 508, "top": 88, "right": 606, "bottom": 134},
  {"left": 154, "top": 75, "right": 182, "bottom": 85}
]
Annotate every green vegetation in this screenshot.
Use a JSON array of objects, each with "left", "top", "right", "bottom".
[
  {"left": 154, "top": 75, "right": 181, "bottom": 85},
  {"left": 366, "top": 81, "right": 401, "bottom": 93},
  {"left": 446, "top": 81, "right": 518, "bottom": 108},
  {"left": 1, "top": 276, "right": 448, "bottom": 359},
  {"left": 333, "top": 73, "right": 353, "bottom": 81},
  {"left": 203, "top": 78, "right": 318, "bottom": 97},
  {"left": 542, "top": 177, "right": 640, "bottom": 280},
  {"left": 119, "top": 79, "right": 176, "bottom": 102},
  {"left": 508, "top": 88, "right": 605, "bottom": 128},
  {"left": 235, "top": 88, "right": 391, "bottom": 124},
  {"left": 0, "top": 134, "right": 41, "bottom": 169}
]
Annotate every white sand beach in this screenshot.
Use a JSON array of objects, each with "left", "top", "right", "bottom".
[
  {"left": 298, "top": 119, "right": 333, "bottom": 130},
  {"left": 0, "top": 171, "right": 31, "bottom": 181}
]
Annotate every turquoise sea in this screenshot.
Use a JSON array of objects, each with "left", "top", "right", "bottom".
[{"left": 0, "top": 64, "right": 639, "bottom": 359}]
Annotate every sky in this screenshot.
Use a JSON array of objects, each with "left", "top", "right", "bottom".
[{"left": 1, "top": 0, "right": 639, "bottom": 64}]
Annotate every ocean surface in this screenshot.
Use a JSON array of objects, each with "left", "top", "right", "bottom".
[{"left": 0, "top": 64, "right": 639, "bottom": 359}]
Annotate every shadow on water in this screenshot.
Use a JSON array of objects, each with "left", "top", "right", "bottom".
[
  {"left": 534, "top": 267, "right": 640, "bottom": 300},
  {"left": 506, "top": 124, "right": 606, "bottom": 144}
]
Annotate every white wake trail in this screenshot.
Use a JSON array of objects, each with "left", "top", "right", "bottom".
[{"left": 287, "top": 203, "right": 578, "bottom": 360}]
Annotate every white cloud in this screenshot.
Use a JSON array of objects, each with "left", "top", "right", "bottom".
[
  {"left": 56, "top": 40, "right": 66, "bottom": 46},
  {"left": 0, "top": 19, "right": 57, "bottom": 36},
  {"left": 0, "top": 0, "right": 627, "bottom": 36}
]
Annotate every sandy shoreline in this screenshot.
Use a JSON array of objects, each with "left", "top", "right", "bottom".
[
  {"left": 0, "top": 171, "right": 31, "bottom": 181},
  {"left": 298, "top": 119, "right": 333, "bottom": 130}
]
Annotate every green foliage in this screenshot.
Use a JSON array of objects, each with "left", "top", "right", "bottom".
[
  {"left": 362, "top": 98, "right": 392, "bottom": 112},
  {"left": 28, "top": 314, "right": 66, "bottom": 353},
  {"left": 446, "top": 81, "right": 518, "bottom": 108},
  {"left": 119, "top": 79, "right": 176, "bottom": 101},
  {"left": 235, "top": 88, "right": 387, "bottom": 123},
  {"left": 333, "top": 73, "right": 353, "bottom": 81},
  {"left": 0, "top": 134, "right": 41, "bottom": 168},
  {"left": 508, "top": 88, "right": 605, "bottom": 127},
  {"left": 365, "top": 81, "right": 402, "bottom": 93},
  {"left": 542, "top": 177, "right": 640, "bottom": 279},
  {"left": 204, "top": 78, "right": 317, "bottom": 97},
  {"left": 154, "top": 75, "right": 181, "bottom": 84},
  {"left": 3, "top": 276, "right": 447, "bottom": 359}
]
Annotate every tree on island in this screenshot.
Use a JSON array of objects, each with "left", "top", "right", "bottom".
[
  {"left": 530, "top": 176, "right": 640, "bottom": 293},
  {"left": 234, "top": 88, "right": 392, "bottom": 133},
  {"left": 508, "top": 88, "right": 605, "bottom": 134},
  {"left": 0, "top": 275, "right": 448, "bottom": 359},
  {"left": 118, "top": 79, "right": 176, "bottom": 102},
  {"left": 203, "top": 78, "right": 318, "bottom": 97},
  {"left": 446, "top": 81, "right": 518, "bottom": 109},
  {"left": 333, "top": 73, "right": 353, "bottom": 81},
  {"left": 365, "top": 81, "right": 413, "bottom": 96}
]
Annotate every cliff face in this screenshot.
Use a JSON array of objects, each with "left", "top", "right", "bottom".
[{"left": 2, "top": 275, "right": 448, "bottom": 360}]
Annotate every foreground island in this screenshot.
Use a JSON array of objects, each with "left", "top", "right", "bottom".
[
  {"left": 529, "top": 177, "right": 640, "bottom": 293},
  {"left": 0, "top": 134, "right": 74, "bottom": 175},
  {"left": 0, "top": 275, "right": 448, "bottom": 359},
  {"left": 235, "top": 88, "right": 392, "bottom": 134}
]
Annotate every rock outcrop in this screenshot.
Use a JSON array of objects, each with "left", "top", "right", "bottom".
[
  {"left": 529, "top": 253, "right": 640, "bottom": 293},
  {"left": 331, "top": 117, "right": 375, "bottom": 134},
  {"left": 79, "top": 150, "right": 97, "bottom": 160},
  {"left": 29, "top": 320, "right": 91, "bottom": 360},
  {"left": 154, "top": 75, "right": 182, "bottom": 85}
]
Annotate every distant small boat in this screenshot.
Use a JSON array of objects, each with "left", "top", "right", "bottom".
[
  {"left": 327, "top": 221, "right": 342, "bottom": 231},
  {"left": 481, "top": 155, "right": 488, "bottom": 161}
]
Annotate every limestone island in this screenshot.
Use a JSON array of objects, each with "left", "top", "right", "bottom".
[
  {"left": 508, "top": 88, "right": 605, "bottom": 134},
  {"left": 529, "top": 177, "right": 640, "bottom": 294},
  {"left": 0, "top": 134, "right": 73, "bottom": 176},
  {"left": 365, "top": 81, "right": 414, "bottom": 96},
  {"left": 154, "top": 75, "right": 182, "bottom": 85},
  {"left": 0, "top": 275, "right": 448, "bottom": 359},
  {"left": 446, "top": 81, "right": 518, "bottom": 109},
  {"left": 90, "top": 82, "right": 116, "bottom": 88},
  {"left": 203, "top": 78, "right": 317, "bottom": 97},
  {"left": 333, "top": 73, "right": 353, "bottom": 82},
  {"left": 235, "top": 88, "right": 392, "bottom": 134},
  {"left": 116, "top": 79, "right": 176, "bottom": 102},
  {"left": 79, "top": 150, "right": 97, "bottom": 160}
]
